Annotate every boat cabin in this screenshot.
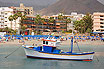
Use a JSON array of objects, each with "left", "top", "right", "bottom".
[
  {"left": 41, "top": 38, "right": 61, "bottom": 53},
  {"left": 42, "top": 38, "right": 60, "bottom": 47}
]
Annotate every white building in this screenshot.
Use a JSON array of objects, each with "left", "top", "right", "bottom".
[
  {"left": 0, "top": 7, "right": 20, "bottom": 30},
  {"left": 93, "top": 12, "right": 104, "bottom": 32}
]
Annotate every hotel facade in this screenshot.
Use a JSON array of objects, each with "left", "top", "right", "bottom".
[
  {"left": 93, "top": 12, "right": 104, "bottom": 32},
  {"left": 0, "top": 7, "right": 20, "bottom": 30},
  {"left": 23, "top": 15, "right": 67, "bottom": 32},
  {"left": 15, "top": 3, "right": 34, "bottom": 15},
  {"left": 0, "top": 4, "right": 34, "bottom": 30}
]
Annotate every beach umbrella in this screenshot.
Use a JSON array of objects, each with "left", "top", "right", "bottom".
[{"left": 83, "top": 36, "right": 86, "bottom": 37}]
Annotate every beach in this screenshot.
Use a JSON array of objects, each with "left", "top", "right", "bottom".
[{"left": 1, "top": 38, "right": 104, "bottom": 46}]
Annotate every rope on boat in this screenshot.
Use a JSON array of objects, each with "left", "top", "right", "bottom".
[
  {"left": 76, "top": 41, "right": 81, "bottom": 52},
  {"left": 75, "top": 39, "right": 81, "bottom": 52},
  {"left": 94, "top": 55, "right": 99, "bottom": 62},
  {"left": 5, "top": 45, "right": 22, "bottom": 58}
]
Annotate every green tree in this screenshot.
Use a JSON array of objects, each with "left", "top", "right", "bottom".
[
  {"left": 74, "top": 21, "right": 81, "bottom": 33},
  {"left": 48, "top": 17, "right": 55, "bottom": 32},
  {"left": 20, "top": 15, "right": 27, "bottom": 29},
  {"left": 41, "top": 18, "right": 45, "bottom": 32},
  {"left": 82, "top": 13, "right": 93, "bottom": 33},
  {"left": 12, "top": 30, "right": 17, "bottom": 35},
  {"left": 21, "top": 26, "right": 27, "bottom": 34},
  {"left": 17, "top": 12, "right": 22, "bottom": 17},
  {"left": 49, "top": 17, "right": 55, "bottom": 23},
  {"left": 86, "top": 28, "right": 91, "bottom": 33},
  {"left": 79, "top": 20, "right": 85, "bottom": 34},
  {"left": 66, "top": 18, "right": 71, "bottom": 31},
  {"left": 16, "top": 13, "right": 27, "bottom": 34},
  {"left": 34, "top": 14, "right": 41, "bottom": 34},
  {"left": 74, "top": 13, "right": 93, "bottom": 34},
  {"left": 58, "top": 13, "right": 64, "bottom": 20},
  {"left": 3, "top": 27, "right": 11, "bottom": 34},
  {"left": 13, "top": 14, "right": 18, "bottom": 29},
  {"left": 8, "top": 15, "right": 14, "bottom": 29},
  {"left": 0, "top": 29, "right": 2, "bottom": 32}
]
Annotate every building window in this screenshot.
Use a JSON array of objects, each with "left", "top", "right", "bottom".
[
  {"left": 5, "top": 13, "right": 7, "bottom": 15},
  {"left": 100, "top": 26, "right": 104, "bottom": 28},
  {"left": 1, "top": 12, "right": 4, "bottom": 14},
  {"left": 5, "top": 17, "right": 7, "bottom": 18},
  {"left": 28, "top": 9, "right": 29, "bottom": 14},
  {"left": 101, "top": 30, "right": 104, "bottom": 31},
  {"left": 100, "top": 19, "right": 104, "bottom": 21},
  {"left": 100, "top": 15, "right": 104, "bottom": 17},
  {"left": 96, "top": 30, "right": 100, "bottom": 31},
  {"left": 100, "top": 22, "right": 104, "bottom": 24}
]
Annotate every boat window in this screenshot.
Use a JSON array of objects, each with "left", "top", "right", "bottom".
[
  {"left": 46, "top": 41, "right": 48, "bottom": 45},
  {"left": 43, "top": 41, "right": 45, "bottom": 44}
]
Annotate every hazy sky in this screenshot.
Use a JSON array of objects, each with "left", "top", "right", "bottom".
[
  {"left": 0, "top": 0, "right": 58, "bottom": 6},
  {"left": 0, "top": 0, "right": 104, "bottom": 6},
  {"left": 0, "top": 0, "right": 104, "bottom": 10}
]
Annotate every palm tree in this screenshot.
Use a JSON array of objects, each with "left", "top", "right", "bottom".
[
  {"left": 3, "top": 27, "right": 10, "bottom": 34},
  {"left": 34, "top": 14, "right": 41, "bottom": 34},
  {"left": 82, "top": 13, "right": 93, "bottom": 33},
  {"left": 66, "top": 18, "right": 71, "bottom": 31},
  {"left": 58, "top": 13, "right": 64, "bottom": 20},
  {"left": 20, "top": 15, "right": 27, "bottom": 29},
  {"left": 41, "top": 18, "right": 45, "bottom": 32},
  {"left": 0, "top": 29, "right": 2, "bottom": 32},
  {"left": 17, "top": 12, "right": 22, "bottom": 25},
  {"left": 12, "top": 29, "right": 17, "bottom": 35},
  {"left": 17, "top": 12, "right": 22, "bottom": 17},
  {"left": 49, "top": 17, "right": 55, "bottom": 23},
  {"left": 74, "top": 21, "right": 80, "bottom": 33},
  {"left": 8, "top": 15, "right": 13, "bottom": 29},
  {"left": 49, "top": 17, "right": 55, "bottom": 32},
  {"left": 21, "top": 26, "right": 27, "bottom": 34},
  {"left": 13, "top": 14, "right": 18, "bottom": 30}
]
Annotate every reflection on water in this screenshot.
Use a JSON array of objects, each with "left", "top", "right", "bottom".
[{"left": 0, "top": 41, "right": 104, "bottom": 69}]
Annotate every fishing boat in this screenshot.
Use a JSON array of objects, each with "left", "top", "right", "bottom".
[{"left": 22, "top": 37, "right": 95, "bottom": 61}]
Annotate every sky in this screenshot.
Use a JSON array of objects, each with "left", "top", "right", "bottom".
[
  {"left": 0, "top": 0, "right": 104, "bottom": 5},
  {"left": 0, "top": 0, "right": 104, "bottom": 10},
  {"left": 0, "top": 0, "right": 104, "bottom": 6},
  {"left": 0, "top": 0, "right": 58, "bottom": 6}
]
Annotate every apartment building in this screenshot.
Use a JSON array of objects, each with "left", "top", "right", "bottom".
[
  {"left": 23, "top": 15, "right": 67, "bottom": 32},
  {"left": 42, "top": 12, "right": 85, "bottom": 31},
  {"left": 93, "top": 12, "right": 104, "bottom": 32},
  {"left": 0, "top": 7, "right": 20, "bottom": 30},
  {"left": 15, "top": 3, "right": 34, "bottom": 15}
]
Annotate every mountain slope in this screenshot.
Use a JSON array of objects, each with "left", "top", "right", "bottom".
[{"left": 39, "top": 0, "right": 104, "bottom": 15}]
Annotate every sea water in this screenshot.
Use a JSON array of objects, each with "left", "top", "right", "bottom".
[{"left": 0, "top": 41, "right": 104, "bottom": 69}]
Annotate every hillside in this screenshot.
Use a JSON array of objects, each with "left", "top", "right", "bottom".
[{"left": 39, "top": 0, "right": 104, "bottom": 15}]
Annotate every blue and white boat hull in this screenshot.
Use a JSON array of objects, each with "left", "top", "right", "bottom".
[{"left": 23, "top": 46, "right": 94, "bottom": 61}]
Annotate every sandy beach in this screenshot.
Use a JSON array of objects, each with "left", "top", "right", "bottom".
[{"left": 0, "top": 39, "right": 104, "bottom": 46}]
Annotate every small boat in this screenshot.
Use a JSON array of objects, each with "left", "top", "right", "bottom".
[{"left": 22, "top": 37, "right": 95, "bottom": 61}]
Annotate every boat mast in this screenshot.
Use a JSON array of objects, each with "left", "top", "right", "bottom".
[
  {"left": 70, "top": 37, "right": 73, "bottom": 53},
  {"left": 70, "top": 19, "right": 74, "bottom": 53}
]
